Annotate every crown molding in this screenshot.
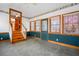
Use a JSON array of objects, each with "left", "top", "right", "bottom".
[{"left": 29, "top": 3, "right": 79, "bottom": 19}]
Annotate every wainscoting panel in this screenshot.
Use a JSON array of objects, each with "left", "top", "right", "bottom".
[{"left": 0, "top": 33, "right": 10, "bottom": 40}]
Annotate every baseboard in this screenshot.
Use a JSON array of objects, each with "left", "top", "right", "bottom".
[
  {"left": 0, "top": 32, "right": 9, "bottom": 34},
  {"left": 0, "top": 40, "right": 10, "bottom": 42},
  {"left": 48, "top": 40, "right": 79, "bottom": 49}
]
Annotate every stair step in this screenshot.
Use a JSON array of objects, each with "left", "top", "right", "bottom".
[
  {"left": 13, "top": 33, "right": 21, "bottom": 34},
  {"left": 12, "top": 31, "right": 25, "bottom": 43},
  {"left": 13, "top": 37, "right": 23, "bottom": 39},
  {"left": 13, "top": 37, "right": 23, "bottom": 38},
  {"left": 13, "top": 32, "right": 21, "bottom": 33},
  {"left": 13, "top": 36, "right": 23, "bottom": 38},
  {"left": 13, "top": 35, "right": 24, "bottom": 37},
  {"left": 12, "top": 39, "right": 25, "bottom": 43},
  {"left": 13, "top": 38, "right": 24, "bottom": 40},
  {"left": 13, "top": 35, "right": 23, "bottom": 37},
  {"left": 13, "top": 35, "right": 23, "bottom": 36}
]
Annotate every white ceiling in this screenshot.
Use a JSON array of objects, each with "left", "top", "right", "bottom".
[{"left": 0, "top": 3, "right": 72, "bottom": 18}]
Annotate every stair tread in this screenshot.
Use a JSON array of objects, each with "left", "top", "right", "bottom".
[
  {"left": 13, "top": 35, "right": 23, "bottom": 37},
  {"left": 13, "top": 34, "right": 21, "bottom": 35},
  {"left": 13, "top": 37, "right": 23, "bottom": 38},
  {"left": 13, "top": 38, "right": 24, "bottom": 39},
  {"left": 13, "top": 34, "right": 23, "bottom": 36},
  {"left": 13, "top": 36, "right": 23, "bottom": 38},
  {"left": 12, "top": 39, "right": 25, "bottom": 43},
  {"left": 12, "top": 31, "right": 25, "bottom": 43}
]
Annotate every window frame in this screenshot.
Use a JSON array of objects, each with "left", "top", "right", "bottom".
[
  {"left": 62, "top": 11, "right": 79, "bottom": 36},
  {"left": 35, "top": 20, "right": 41, "bottom": 32},
  {"left": 30, "top": 21, "right": 36, "bottom": 32},
  {"left": 48, "top": 15, "right": 61, "bottom": 34},
  {"left": 41, "top": 19, "right": 48, "bottom": 32}
]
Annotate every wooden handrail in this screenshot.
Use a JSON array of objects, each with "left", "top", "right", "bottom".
[{"left": 22, "top": 24, "right": 27, "bottom": 31}]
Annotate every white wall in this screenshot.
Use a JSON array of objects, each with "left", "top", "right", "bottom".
[
  {"left": 31, "top": 4, "right": 79, "bottom": 20},
  {"left": 30, "top": 4, "right": 79, "bottom": 34},
  {"left": 0, "top": 12, "right": 30, "bottom": 32},
  {"left": 1, "top": 4, "right": 79, "bottom": 32},
  {"left": 0, "top": 12, "right": 9, "bottom": 32},
  {"left": 22, "top": 17, "right": 30, "bottom": 31}
]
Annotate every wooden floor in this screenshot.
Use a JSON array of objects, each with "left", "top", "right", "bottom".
[{"left": 0, "top": 38, "right": 79, "bottom": 56}]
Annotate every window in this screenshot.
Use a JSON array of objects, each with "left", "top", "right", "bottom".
[
  {"left": 36, "top": 20, "right": 40, "bottom": 32},
  {"left": 49, "top": 15, "right": 61, "bottom": 34},
  {"left": 26, "top": 21, "right": 30, "bottom": 31},
  {"left": 63, "top": 12, "right": 79, "bottom": 35},
  {"left": 30, "top": 21, "right": 35, "bottom": 31},
  {"left": 42, "top": 20, "right": 48, "bottom": 31}
]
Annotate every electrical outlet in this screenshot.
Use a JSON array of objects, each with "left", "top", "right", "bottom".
[
  {"left": 1, "top": 37, "right": 3, "bottom": 40},
  {"left": 56, "top": 38, "right": 58, "bottom": 42}
]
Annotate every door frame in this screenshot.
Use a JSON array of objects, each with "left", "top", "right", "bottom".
[
  {"left": 41, "top": 18, "right": 48, "bottom": 40},
  {"left": 9, "top": 8, "right": 22, "bottom": 31},
  {"left": 41, "top": 18, "right": 48, "bottom": 32}
]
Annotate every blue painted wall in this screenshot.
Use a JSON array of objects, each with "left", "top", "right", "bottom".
[
  {"left": 0, "top": 33, "right": 10, "bottom": 40},
  {"left": 35, "top": 32, "right": 40, "bottom": 38},
  {"left": 27, "top": 32, "right": 40, "bottom": 38},
  {"left": 27, "top": 32, "right": 31, "bottom": 36},
  {"left": 27, "top": 32, "right": 79, "bottom": 46},
  {"left": 41, "top": 32, "right": 48, "bottom": 40},
  {"left": 48, "top": 34, "right": 79, "bottom": 46}
]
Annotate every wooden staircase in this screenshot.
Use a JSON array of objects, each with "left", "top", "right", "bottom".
[{"left": 12, "top": 31, "right": 25, "bottom": 43}]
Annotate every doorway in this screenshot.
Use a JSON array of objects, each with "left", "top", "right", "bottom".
[
  {"left": 9, "top": 8, "right": 22, "bottom": 32},
  {"left": 41, "top": 18, "right": 48, "bottom": 40},
  {"left": 9, "top": 8, "right": 24, "bottom": 43}
]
